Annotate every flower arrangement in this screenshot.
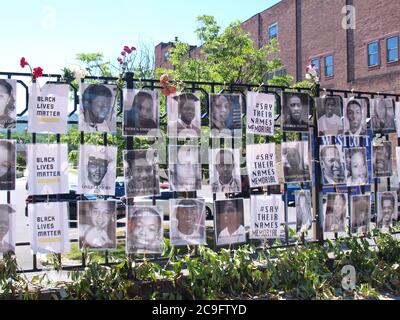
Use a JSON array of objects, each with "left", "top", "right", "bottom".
[
  {"left": 159, "top": 74, "right": 179, "bottom": 96},
  {"left": 305, "top": 63, "right": 319, "bottom": 83},
  {"left": 20, "top": 57, "right": 44, "bottom": 80}
]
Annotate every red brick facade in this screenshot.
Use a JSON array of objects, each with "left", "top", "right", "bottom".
[{"left": 155, "top": 0, "right": 400, "bottom": 94}]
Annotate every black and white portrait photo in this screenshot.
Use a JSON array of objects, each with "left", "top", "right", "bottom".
[
  {"left": 370, "top": 98, "right": 396, "bottom": 134},
  {"left": 168, "top": 92, "right": 201, "bottom": 138},
  {"left": 351, "top": 195, "right": 371, "bottom": 234},
  {"left": 123, "top": 89, "right": 159, "bottom": 136},
  {"left": 169, "top": 199, "right": 206, "bottom": 246},
  {"left": 0, "top": 139, "right": 16, "bottom": 191},
  {"left": 377, "top": 191, "right": 397, "bottom": 229},
  {"left": 281, "top": 92, "right": 309, "bottom": 132},
  {"left": 316, "top": 96, "right": 343, "bottom": 136},
  {"left": 123, "top": 149, "right": 160, "bottom": 197},
  {"left": 169, "top": 145, "right": 201, "bottom": 192},
  {"left": 209, "top": 148, "right": 241, "bottom": 193},
  {"left": 320, "top": 145, "right": 346, "bottom": 185},
  {"left": 372, "top": 141, "right": 392, "bottom": 178},
  {"left": 78, "top": 145, "right": 117, "bottom": 196},
  {"left": 0, "top": 204, "right": 15, "bottom": 254},
  {"left": 214, "top": 199, "right": 245, "bottom": 246},
  {"left": 295, "top": 190, "right": 312, "bottom": 233},
  {"left": 79, "top": 83, "right": 117, "bottom": 133},
  {"left": 0, "top": 79, "right": 16, "bottom": 129},
  {"left": 281, "top": 141, "right": 310, "bottom": 183},
  {"left": 209, "top": 94, "right": 242, "bottom": 137},
  {"left": 126, "top": 206, "right": 163, "bottom": 254},
  {"left": 343, "top": 98, "right": 367, "bottom": 136},
  {"left": 78, "top": 201, "right": 116, "bottom": 250},
  {"left": 344, "top": 147, "right": 368, "bottom": 186},
  {"left": 324, "top": 193, "right": 347, "bottom": 233}
]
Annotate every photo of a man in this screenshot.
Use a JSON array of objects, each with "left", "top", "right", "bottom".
[
  {"left": 123, "top": 89, "right": 159, "bottom": 136},
  {"left": 372, "top": 142, "right": 392, "bottom": 178},
  {"left": 351, "top": 195, "right": 370, "bottom": 234},
  {"left": 377, "top": 191, "right": 397, "bottom": 229},
  {"left": 282, "top": 141, "right": 310, "bottom": 183},
  {"left": 168, "top": 92, "right": 201, "bottom": 137},
  {"left": 344, "top": 98, "right": 367, "bottom": 136},
  {"left": 316, "top": 96, "right": 343, "bottom": 136},
  {"left": 371, "top": 98, "right": 396, "bottom": 133},
  {"left": 344, "top": 147, "right": 368, "bottom": 186},
  {"left": 214, "top": 199, "right": 245, "bottom": 246},
  {"left": 320, "top": 145, "right": 346, "bottom": 185},
  {"left": 78, "top": 201, "right": 116, "bottom": 250},
  {"left": 169, "top": 145, "right": 201, "bottom": 192},
  {"left": 0, "top": 204, "right": 15, "bottom": 254},
  {"left": 210, "top": 149, "right": 241, "bottom": 193},
  {"left": 324, "top": 193, "right": 347, "bottom": 233},
  {"left": 124, "top": 149, "right": 160, "bottom": 197},
  {"left": 282, "top": 92, "right": 309, "bottom": 132},
  {"left": 295, "top": 190, "right": 312, "bottom": 233},
  {"left": 0, "top": 140, "right": 16, "bottom": 191},
  {"left": 0, "top": 79, "right": 16, "bottom": 129},
  {"left": 79, "top": 84, "right": 117, "bottom": 133},
  {"left": 169, "top": 199, "right": 206, "bottom": 246},
  {"left": 78, "top": 145, "right": 117, "bottom": 196},
  {"left": 210, "top": 94, "right": 242, "bottom": 137},
  {"left": 126, "top": 206, "right": 163, "bottom": 254}
]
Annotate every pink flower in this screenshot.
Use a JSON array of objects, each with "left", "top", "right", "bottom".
[
  {"left": 20, "top": 57, "right": 29, "bottom": 68},
  {"left": 131, "top": 46, "right": 136, "bottom": 51},
  {"left": 123, "top": 46, "right": 132, "bottom": 54},
  {"left": 121, "top": 51, "right": 126, "bottom": 56}
]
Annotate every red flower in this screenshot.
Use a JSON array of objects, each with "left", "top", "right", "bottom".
[
  {"left": 161, "top": 87, "right": 170, "bottom": 96},
  {"left": 32, "top": 67, "right": 43, "bottom": 79},
  {"left": 130, "top": 46, "right": 136, "bottom": 51},
  {"left": 121, "top": 51, "right": 126, "bottom": 56},
  {"left": 123, "top": 46, "right": 132, "bottom": 54},
  {"left": 160, "top": 74, "right": 169, "bottom": 84},
  {"left": 20, "top": 57, "right": 29, "bottom": 68},
  {"left": 169, "top": 85, "right": 177, "bottom": 94}
]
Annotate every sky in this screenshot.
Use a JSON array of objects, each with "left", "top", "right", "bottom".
[{"left": 0, "top": 0, "right": 280, "bottom": 74}]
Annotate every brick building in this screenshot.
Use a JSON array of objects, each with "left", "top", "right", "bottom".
[{"left": 155, "top": 0, "right": 400, "bottom": 93}]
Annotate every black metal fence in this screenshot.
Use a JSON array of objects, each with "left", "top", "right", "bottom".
[{"left": 1, "top": 71, "right": 399, "bottom": 273}]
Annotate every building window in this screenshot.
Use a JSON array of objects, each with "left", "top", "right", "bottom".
[
  {"left": 367, "top": 41, "right": 380, "bottom": 67},
  {"left": 268, "top": 23, "right": 278, "bottom": 40},
  {"left": 164, "top": 51, "right": 170, "bottom": 62},
  {"left": 324, "top": 55, "right": 334, "bottom": 77},
  {"left": 311, "top": 58, "right": 320, "bottom": 76},
  {"left": 387, "top": 36, "right": 399, "bottom": 63}
]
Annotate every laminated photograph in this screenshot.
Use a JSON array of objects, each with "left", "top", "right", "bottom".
[
  {"left": 324, "top": 193, "right": 348, "bottom": 233},
  {"left": 281, "top": 92, "right": 310, "bottom": 132},
  {"left": 79, "top": 83, "right": 118, "bottom": 133},
  {"left": 377, "top": 191, "right": 397, "bottom": 230},
  {"left": 209, "top": 148, "right": 241, "bottom": 193},
  {"left": 295, "top": 190, "right": 312, "bottom": 234},
  {"left": 78, "top": 144, "right": 117, "bottom": 196},
  {"left": 214, "top": 198, "right": 245, "bottom": 246},
  {"left": 344, "top": 147, "right": 368, "bottom": 186},
  {"left": 372, "top": 141, "right": 392, "bottom": 178},
  {"left": 351, "top": 194, "right": 371, "bottom": 234},
  {"left": 78, "top": 201, "right": 116, "bottom": 250},
  {"left": 281, "top": 141, "right": 310, "bottom": 183},
  {"left": 167, "top": 92, "right": 201, "bottom": 138},
  {"left": 320, "top": 145, "right": 346, "bottom": 185},
  {"left": 343, "top": 98, "right": 367, "bottom": 136},
  {"left": 169, "top": 198, "right": 206, "bottom": 246},
  {"left": 370, "top": 98, "right": 396, "bottom": 133},
  {"left": 0, "top": 139, "right": 16, "bottom": 191},
  {"left": 0, "top": 204, "right": 16, "bottom": 254},
  {"left": 209, "top": 93, "right": 242, "bottom": 138},
  {"left": 123, "top": 89, "right": 159, "bottom": 136},
  {"left": 316, "top": 96, "right": 343, "bottom": 136},
  {"left": 126, "top": 205, "right": 164, "bottom": 254},
  {"left": 123, "top": 149, "right": 160, "bottom": 197},
  {"left": 0, "top": 79, "right": 17, "bottom": 129},
  {"left": 169, "top": 145, "right": 201, "bottom": 192}
]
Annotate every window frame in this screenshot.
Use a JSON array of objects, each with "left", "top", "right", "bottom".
[
  {"left": 367, "top": 40, "right": 380, "bottom": 67},
  {"left": 268, "top": 23, "right": 278, "bottom": 41},
  {"left": 386, "top": 35, "right": 399, "bottom": 63},
  {"left": 324, "top": 55, "right": 334, "bottom": 78}
]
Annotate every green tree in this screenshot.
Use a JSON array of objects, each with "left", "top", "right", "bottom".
[{"left": 157, "top": 15, "right": 293, "bottom": 86}]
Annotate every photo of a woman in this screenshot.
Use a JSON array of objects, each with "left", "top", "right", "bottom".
[{"left": 0, "top": 79, "right": 16, "bottom": 129}]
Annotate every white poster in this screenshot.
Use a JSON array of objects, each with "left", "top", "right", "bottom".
[
  {"left": 209, "top": 148, "right": 241, "bottom": 193},
  {"left": 0, "top": 204, "right": 16, "bottom": 254},
  {"left": 27, "top": 144, "right": 69, "bottom": 195},
  {"left": 0, "top": 79, "right": 17, "bottom": 129},
  {"left": 28, "top": 202, "right": 70, "bottom": 254},
  {"left": 246, "top": 143, "right": 278, "bottom": 188},
  {"left": 246, "top": 92, "right": 275, "bottom": 136},
  {"left": 169, "top": 199, "right": 206, "bottom": 246},
  {"left": 28, "top": 83, "right": 69, "bottom": 134},
  {"left": 78, "top": 144, "right": 117, "bottom": 196},
  {"left": 249, "top": 194, "right": 283, "bottom": 240},
  {"left": 79, "top": 83, "right": 118, "bottom": 133}
]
